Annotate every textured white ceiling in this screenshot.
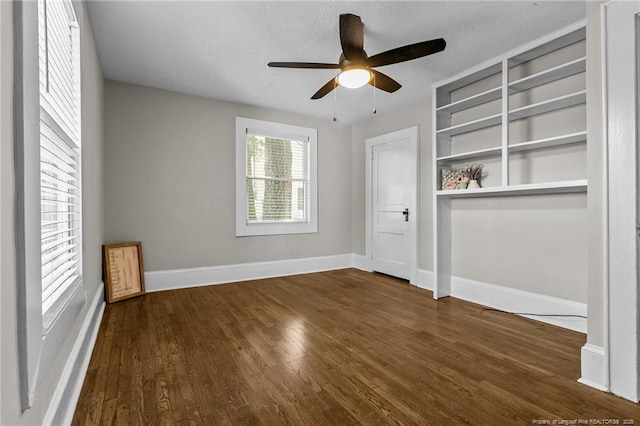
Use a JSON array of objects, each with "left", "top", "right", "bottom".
[{"left": 87, "top": 1, "right": 585, "bottom": 123}]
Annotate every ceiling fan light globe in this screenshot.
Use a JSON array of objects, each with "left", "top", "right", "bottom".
[{"left": 338, "top": 68, "right": 371, "bottom": 89}]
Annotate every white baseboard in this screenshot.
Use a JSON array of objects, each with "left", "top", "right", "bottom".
[
  {"left": 145, "top": 254, "right": 356, "bottom": 292},
  {"left": 351, "top": 254, "right": 371, "bottom": 272},
  {"left": 450, "top": 275, "right": 587, "bottom": 333},
  {"left": 147, "top": 258, "right": 586, "bottom": 333},
  {"left": 414, "top": 269, "right": 434, "bottom": 291},
  {"left": 578, "top": 344, "right": 608, "bottom": 391},
  {"left": 43, "top": 282, "right": 106, "bottom": 426}
]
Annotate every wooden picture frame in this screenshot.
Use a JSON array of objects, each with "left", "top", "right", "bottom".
[{"left": 103, "top": 242, "right": 146, "bottom": 303}]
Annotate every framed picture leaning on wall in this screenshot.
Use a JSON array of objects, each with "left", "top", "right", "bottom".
[{"left": 103, "top": 242, "right": 146, "bottom": 303}]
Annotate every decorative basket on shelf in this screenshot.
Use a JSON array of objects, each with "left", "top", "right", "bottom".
[{"left": 441, "top": 168, "right": 463, "bottom": 190}]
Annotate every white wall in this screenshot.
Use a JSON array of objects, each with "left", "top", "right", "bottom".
[
  {"left": 103, "top": 80, "right": 353, "bottom": 272},
  {"left": 0, "top": 1, "right": 104, "bottom": 424}
]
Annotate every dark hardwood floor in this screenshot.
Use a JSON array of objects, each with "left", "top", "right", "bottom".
[{"left": 72, "top": 269, "right": 638, "bottom": 425}]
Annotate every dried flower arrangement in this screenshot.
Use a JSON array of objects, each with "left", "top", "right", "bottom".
[{"left": 462, "top": 164, "right": 488, "bottom": 186}]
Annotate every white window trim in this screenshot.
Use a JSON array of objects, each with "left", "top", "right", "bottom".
[
  {"left": 235, "top": 117, "right": 318, "bottom": 236},
  {"left": 14, "top": 0, "right": 85, "bottom": 409}
]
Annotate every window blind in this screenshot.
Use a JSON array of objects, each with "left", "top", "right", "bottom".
[
  {"left": 38, "top": 0, "right": 81, "bottom": 316},
  {"left": 245, "top": 133, "right": 309, "bottom": 223},
  {"left": 39, "top": 0, "right": 80, "bottom": 140}
]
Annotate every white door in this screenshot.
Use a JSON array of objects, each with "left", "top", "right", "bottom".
[
  {"left": 366, "top": 127, "right": 417, "bottom": 281},
  {"left": 605, "top": 0, "right": 640, "bottom": 402}
]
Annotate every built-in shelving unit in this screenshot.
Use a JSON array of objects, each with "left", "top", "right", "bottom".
[{"left": 432, "top": 22, "right": 587, "bottom": 299}]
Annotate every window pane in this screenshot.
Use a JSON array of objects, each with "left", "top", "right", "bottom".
[
  {"left": 40, "top": 120, "right": 81, "bottom": 314},
  {"left": 246, "top": 179, "right": 308, "bottom": 222},
  {"left": 293, "top": 182, "right": 306, "bottom": 220},
  {"left": 246, "top": 133, "right": 309, "bottom": 223},
  {"left": 39, "top": 0, "right": 82, "bottom": 317},
  {"left": 290, "top": 141, "right": 307, "bottom": 180},
  {"left": 246, "top": 135, "right": 308, "bottom": 179}
]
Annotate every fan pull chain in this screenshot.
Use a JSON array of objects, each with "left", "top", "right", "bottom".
[
  {"left": 372, "top": 73, "right": 377, "bottom": 115},
  {"left": 333, "top": 79, "right": 338, "bottom": 122}
]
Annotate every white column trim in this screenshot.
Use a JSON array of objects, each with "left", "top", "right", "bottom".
[
  {"left": 579, "top": 344, "right": 608, "bottom": 392},
  {"left": 603, "top": 0, "right": 640, "bottom": 402}
]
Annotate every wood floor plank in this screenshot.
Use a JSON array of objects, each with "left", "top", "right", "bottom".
[{"left": 73, "top": 269, "right": 639, "bottom": 425}]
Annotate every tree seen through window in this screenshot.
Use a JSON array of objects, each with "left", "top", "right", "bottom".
[{"left": 246, "top": 134, "right": 307, "bottom": 223}]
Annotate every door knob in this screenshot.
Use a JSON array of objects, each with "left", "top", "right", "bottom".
[{"left": 402, "top": 208, "right": 409, "bottom": 222}]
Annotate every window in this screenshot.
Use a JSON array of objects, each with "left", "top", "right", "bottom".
[
  {"left": 14, "top": 0, "right": 85, "bottom": 406},
  {"left": 39, "top": 0, "right": 82, "bottom": 323},
  {"left": 236, "top": 117, "right": 317, "bottom": 236}
]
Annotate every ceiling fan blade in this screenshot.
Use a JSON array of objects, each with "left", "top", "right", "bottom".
[
  {"left": 366, "top": 38, "right": 446, "bottom": 68},
  {"left": 311, "top": 78, "right": 338, "bottom": 99},
  {"left": 340, "top": 14, "right": 365, "bottom": 61},
  {"left": 369, "top": 69, "right": 402, "bottom": 93},
  {"left": 268, "top": 62, "right": 341, "bottom": 69}
]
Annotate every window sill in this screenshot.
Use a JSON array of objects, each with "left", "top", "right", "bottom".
[
  {"left": 236, "top": 220, "right": 318, "bottom": 237},
  {"left": 42, "top": 278, "right": 84, "bottom": 334}
]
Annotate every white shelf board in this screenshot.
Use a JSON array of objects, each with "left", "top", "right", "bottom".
[
  {"left": 436, "top": 113, "right": 502, "bottom": 138},
  {"left": 436, "top": 179, "right": 587, "bottom": 198},
  {"left": 437, "top": 147, "right": 502, "bottom": 163},
  {"left": 437, "top": 87, "right": 501, "bottom": 115},
  {"left": 509, "top": 131, "right": 587, "bottom": 153},
  {"left": 509, "top": 26, "right": 586, "bottom": 67},
  {"left": 509, "top": 57, "right": 586, "bottom": 94},
  {"left": 509, "top": 90, "right": 586, "bottom": 121},
  {"left": 436, "top": 62, "right": 502, "bottom": 95}
]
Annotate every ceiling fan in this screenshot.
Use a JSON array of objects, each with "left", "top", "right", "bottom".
[{"left": 268, "top": 14, "right": 446, "bottom": 100}]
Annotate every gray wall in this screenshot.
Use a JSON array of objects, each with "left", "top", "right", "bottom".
[
  {"left": 586, "top": 1, "right": 605, "bottom": 346},
  {"left": 352, "top": 94, "right": 587, "bottom": 303},
  {"left": 1, "top": 1, "right": 104, "bottom": 424},
  {"left": 450, "top": 195, "right": 587, "bottom": 302},
  {"left": 107, "top": 66, "right": 587, "bottom": 303},
  {"left": 1, "top": 1, "right": 17, "bottom": 421},
  {"left": 104, "top": 80, "right": 353, "bottom": 271}
]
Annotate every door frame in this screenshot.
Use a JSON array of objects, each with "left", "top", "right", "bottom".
[
  {"left": 603, "top": 0, "right": 640, "bottom": 402},
  {"left": 365, "top": 126, "right": 418, "bottom": 284}
]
